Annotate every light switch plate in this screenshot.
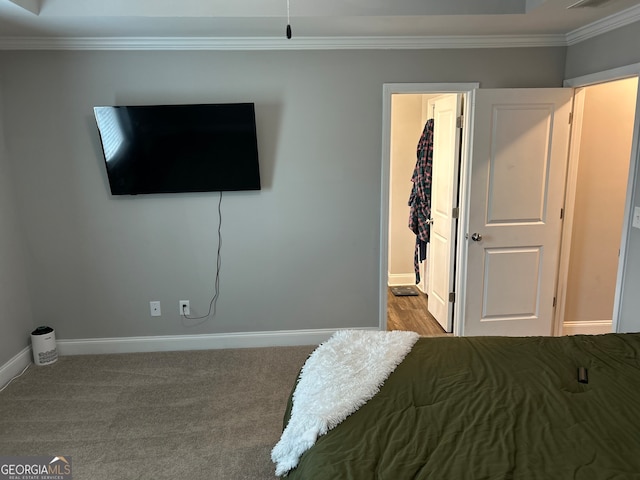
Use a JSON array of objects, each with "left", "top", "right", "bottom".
[{"left": 633, "top": 206, "right": 640, "bottom": 229}]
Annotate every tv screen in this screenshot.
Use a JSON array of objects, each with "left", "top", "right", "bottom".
[{"left": 93, "top": 103, "right": 261, "bottom": 195}]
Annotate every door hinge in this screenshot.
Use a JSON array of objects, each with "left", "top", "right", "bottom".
[
  {"left": 456, "top": 115, "right": 463, "bottom": 129},
  {"left": 569, "top": 112, "right": 573, "bottom": 125},
  {"left": 553, "top": 296, "right": 557, "bottom": 308},
  {"left": 560, "top": 208, "right": 564, "bottom": 219},
  {"left": 449, "top": 292, "right": 455, "bottom": 303},
  {"left": 452, "top": 207, "right": 459, "bottom": 219}
]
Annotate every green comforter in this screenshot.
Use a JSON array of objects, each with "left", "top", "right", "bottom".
[{"left": 283, "top": 334, "right": 640, "bottom": 479}]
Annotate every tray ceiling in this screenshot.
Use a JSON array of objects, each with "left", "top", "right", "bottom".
[{"left": 1, "top": 0, "right": 639, "bottom": 49}]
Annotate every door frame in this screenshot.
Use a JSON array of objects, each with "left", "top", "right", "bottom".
[
  {"left": 380, "top": 83, "right": 478, "bottom": 337},
  {"left": 560, "top": 63, "right": 640, "bottom": 335}
]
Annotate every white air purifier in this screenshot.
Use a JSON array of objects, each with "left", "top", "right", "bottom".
[{"left": 31, "top": 326, "right": 58, "bottom": 366}]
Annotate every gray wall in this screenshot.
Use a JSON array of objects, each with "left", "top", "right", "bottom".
[
  {"left": 565, "top": 22, "right": 640, "bottom": 80},
  {"left": 0, "top": 81, "right": 34, "bottom": 365},
  {"left": 566, "top": 22, "right": 640, "bottom": 333},
  {"left": 0, "top": 48, "right": 566, "bottom": 349}
]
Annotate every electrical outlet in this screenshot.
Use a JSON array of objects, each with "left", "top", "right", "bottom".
[
  {"left": 179, "top": 300, "right": 190, "bottom": 316},
  {"left": 150, "top": 301, "right": 161, "bottom": 317}
]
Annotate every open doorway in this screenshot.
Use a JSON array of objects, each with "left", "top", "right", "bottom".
[
  {"left": 556, "top": 76, "right": 639, "bottom": 335},
  {"left": 386, "top": 91, "right": 465, "bottom": 336},
  {"left": 386, "top": 93, "right": 441, "bottom": 336}
]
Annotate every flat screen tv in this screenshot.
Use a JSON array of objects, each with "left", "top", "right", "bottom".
[{"left": 93, "top": 103, "right": 261, "bottom": 195}]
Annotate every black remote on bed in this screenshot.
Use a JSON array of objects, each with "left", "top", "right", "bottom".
[{"left": 578, "top": 367, "right": 588, "bottom": 384}]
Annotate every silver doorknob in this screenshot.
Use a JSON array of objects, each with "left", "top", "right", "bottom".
[{"left": 471, "top": 233, "right": 482, "bottom": 242}]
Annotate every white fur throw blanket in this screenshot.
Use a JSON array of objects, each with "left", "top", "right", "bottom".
[{"left": 271, "top": 329, "right": 419, "bottom": 476}]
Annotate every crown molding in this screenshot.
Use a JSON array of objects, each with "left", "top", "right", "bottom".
[
  {"left": 0, "top": 34, "right": 567, "bottom": 51},
  {"left": 1, "top": 5, "right": 638, "bottom": 52},
  {"left": 566, "top": 4, "right": 640, "bottom": 45}
]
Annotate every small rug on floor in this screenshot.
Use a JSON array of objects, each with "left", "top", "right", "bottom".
[{"left": 390, "top": 286, "right": 420, "bottom": 296}]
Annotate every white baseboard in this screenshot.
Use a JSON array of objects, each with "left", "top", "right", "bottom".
[
  {"left": 562, "top": 320, "right": 613, "bottom": 336},
  {"left": 387, "top": 273, "right": 415, "bottom": 286},
  {"left": 56, "top": 327, "right": 378, "bottom": 356},
  {"left": 0, "top": 347, "right": 32, "bottom": 390}
]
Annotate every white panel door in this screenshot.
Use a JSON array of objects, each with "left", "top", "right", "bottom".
[
  {"left": 427, "top": 94, "right": 462, "bottom": 333},
  {"left": 464, "top": 89, "right": 572, "bottom": 336}
]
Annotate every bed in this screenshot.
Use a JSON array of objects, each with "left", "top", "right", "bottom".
[{"left": 275, "top": 332, "right": 640, "bottom": 479}]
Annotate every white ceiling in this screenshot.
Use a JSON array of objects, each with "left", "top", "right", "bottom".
[{"left": 1, "top": 0, "right": 640, "bottom": 49}]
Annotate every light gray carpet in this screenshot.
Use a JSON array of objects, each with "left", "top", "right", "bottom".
[{"left": 0, "top": 345, "right": 315, "bottom": 479}]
